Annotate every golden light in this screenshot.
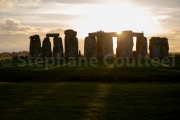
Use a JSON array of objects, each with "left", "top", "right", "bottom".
[{"left": 72, "top": 3, "right": 155, "bottom": 38}]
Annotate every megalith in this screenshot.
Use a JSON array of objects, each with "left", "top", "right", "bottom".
[
  {"left": 161, "top": 38, "right": 169, "bottom": 58},
  {"left": 96, "top": 36, "right": 104, "bottom": 58},
  {"left": 42, "top": 37, "right": 52, "bottom": 58},
  {"left": 102, "top": 36, "right": 114, "bottom": 59},
  {"left": 149, "top": 37, "right": 162, "bottom": 58},
  {"left": 64, "top": 29, "right": 78, "bottom": 59},
  {"left": 84, "top": 36, "right": 97, "bottom": 59},
  {"left": 29, "top": 35, "right": 41, "bottom": 58},
  {"left": 53, "top": 36, "right": 63, "bottom": 59},
  {"left": 136, "top": 37, "right": 148, "bottom": 58},
  {"left": 149, "top": 37, "right": 169, "bottom": 58},
  {"left": 119, "top": 31, "right": 133, "bottom": 58}
]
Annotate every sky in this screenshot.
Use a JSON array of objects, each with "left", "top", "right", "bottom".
[{"left": 0, "top": 0, "right": 180, "bottom": 53}]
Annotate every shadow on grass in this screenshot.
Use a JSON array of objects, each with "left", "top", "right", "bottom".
[
  {"left": 0, "top": 83, "right": 101, "bottom": 119},
  {"left": 100, "top": 84, "right": 180, "bottom": 120}
]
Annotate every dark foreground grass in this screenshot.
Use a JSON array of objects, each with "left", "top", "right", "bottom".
[
  {"left": 0, "top": 82, "right": 180, "bottom": 120},
  {"left": 0, "top": 58, "right": 180, "bottom": 82}
]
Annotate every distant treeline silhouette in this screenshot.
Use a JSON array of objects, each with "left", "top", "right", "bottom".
[{"left": 0, "top": 51, "right": 29, "bottom": 58}]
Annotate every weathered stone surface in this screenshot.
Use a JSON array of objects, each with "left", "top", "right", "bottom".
[
  {"left": 136, "top": 37, "right": 148, "bottom": 58},
  {"left": 84, "top": 36, "right": 97, "bottom": 59},
  {"left": 64, "top": 30, "right": 78, "bottom": 59},
  {"left": 89, "top": 32, "right": 118, "bottom": 37},
  {"left": 140, "top": 37, "right": 148, "bottom": 58},
  {"left": 149, "top": 37, "right": 169, "bottom": 58},
  {"left": 78, "top": 50, "right": 82, "bottom": 57},
  {"left": 133, "top": 32, "right": 144, "bottom": 37},
  {"left": 102, "top": 36, "right": 114, "bottom": 59},
  {"left": 53, "top": 37, "right": 63, "bottom": 59},
  {"left": 42, "top": 37, "right": 52, "bottom": 58},
  {"left": 96, "top": 36, "right": 104, "bottom": 58},
  {"left": 30, "top": 35, "right": 40, "bottom": 39},
  {"left": 29, "top": 35, "right": 41, "bottom": 58},
  {"left": 64, "top": 29, "right": 77, "bottom": 36},
  {"left": 149, "top": 37, "right": 160, "bottom": 58},
  {"left": 161, "top": 38, "right": 169, "bottom": 57},
  {"left": 46, "top": 33, "right": 59, "bottom": 37},
  {"left": 116, "top": 36, "right": 121, "bottom": 57},
  {"left": 119, "top": 31, "right": 133, "bottom": 58},
  {"left": 29, "top": 38, "right": 34, "bottom": 56}
]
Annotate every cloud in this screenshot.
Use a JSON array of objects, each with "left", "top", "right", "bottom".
[
  {"left": 0, "top": 18, "right": 47, "bottom": 34},
  {"left": 129, "top": 0, "right": 180, "bottom": 7},
  {"left": 165, "top": 29, "right": 180, "bottom": 40},
  {"left": 41, "top": 0, "right": 103, "bottom": 4},
  {"left": 12, "top": 0, "right": 41, "bottom": 5},
  {"left": 48, "top": 28, "right": 65, "bottom": 36},
  {"left": 0, "top": 0, "right": 13, "bottom": 9}
]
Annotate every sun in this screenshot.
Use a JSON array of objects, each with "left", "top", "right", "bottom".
[{"left": 73, "top": 3, "right": 154, "bottom": 39}]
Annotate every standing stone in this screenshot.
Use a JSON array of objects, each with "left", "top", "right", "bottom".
[
  {"left": 140, "top": 37, "right": 148, "bottom": 58},
  {"left": 120, "top": 31, "right": 133, "bottom": 58},
  {"left": 84, "top": 36, "right": 97, "bottom": 59},
  {"left": 149, "top": 37, "right": 162, "bottom": 58},
  {"left": 64, "top": 29, "right": 78, "bottom": 59},
  {"left": 35, "top": 35, "right": 41, "bottom": 58},
  {"left": 161, "top": 38, "right": 169, "bottom": 58},
  {"left": 102, "top": 36, "right": 114, "bottom": 59},
  {"left": 29, "top": 38, "right": 34, "bottom": 57},
  {"left": 136, "top": 36, "right": 142, "bottom": 57},
  {"left": 29, "top": 35, "right": 41, "bottom": 58},
  {"left": 116, "top": 35, "right": 122, "bottom": 57},
  {"left": 136, "top": 37, "right": 147, "bottom": 58},
  {"left": 78, "top": 50, "right": 81, "bottom": 58},
  {"left": 53, "top": 36, "right": 63, "bottom": 59},
  {"left": 96, "top": 36, "right": 104, "bottom": 58},
  {"left": 42, "top": 37, "right": 52, "bottom": 58}
]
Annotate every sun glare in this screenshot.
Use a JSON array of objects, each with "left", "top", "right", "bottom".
[{"left": 71, "top": 2, "right": 154, "bottom": 38}]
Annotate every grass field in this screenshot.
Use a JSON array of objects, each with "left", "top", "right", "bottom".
[
  {"left": 0, "top": 57, "right": 180, "bottom": 119},
  {"left": 0, "top": 82, "right": 180, "bottom": 120},
  {"left": 0, "top": 57, "right": 180, "bottom": 82}
]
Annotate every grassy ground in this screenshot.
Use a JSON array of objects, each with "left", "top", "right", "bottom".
[
  {"left": 0, "top": 56, "right": 180, "bottom": 119},
  {"left": 0, "top": 57, "right": 180, "bottom": 82},
  {"left": 0, "top": 82, "right": 180, "bottom": 120}
]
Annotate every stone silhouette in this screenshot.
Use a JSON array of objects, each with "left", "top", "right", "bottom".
[
  {"left": 88, "top": 31, "right": 115, "bottom": 59},
  {"left": 96, "top": 36, "right": 104, "bottom": 58},
  {"left": 42, "top": 37, "right": 52, "bottom": 59},
  {"left": 45, "top": 33, "right": 63, "bottom": 59},
  {"left": 136, "top": 37, "right": 148, "bottom": 58},
  {"left": 102, "top": 36, "right": 114, "bottom": 59},
  {"left": 118, "top": 31, "right": 133, "bottom": 58},
  {"left": 46, "top": 33, "right": 59, "bottom": 38},
  {"left": 53, "top": 36, "right": 63, "bottom": 59},
  {"left": 117, "top": 31, "right": 145, "bottom": 58},
  {"left": 161, "top": 38, "right": 169, "bottom": 58},
  {"left": 64, "top": 29, "right": 78, "bottom": 59},
  {"left": 149, "top": 37, "right": 169, "bottom": 58},
  {"left": 84, "top": 36, "right": 97, "bottom": 59},
  {"left": 29, "top": 35, "right": 41, "bottom": 58}
]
